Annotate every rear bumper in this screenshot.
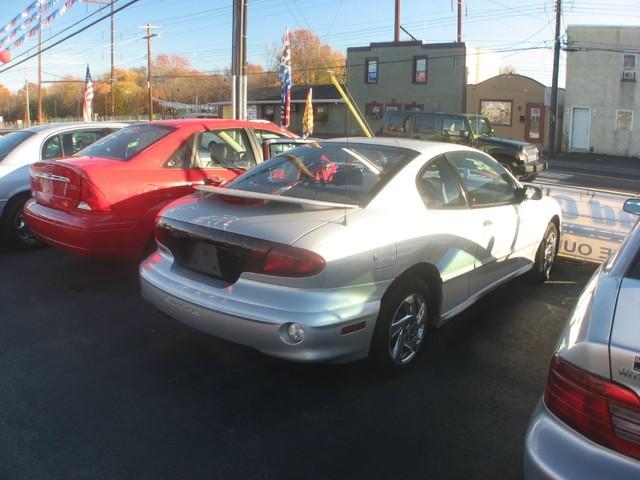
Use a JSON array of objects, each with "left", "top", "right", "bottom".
[
  {"left": 524, "top": 400, "right": 640, "bottom": 479},
  {"left": 23, "top": 199, "right": 144, "bottom": 258},
  {"left": 514, "top": 160, "right": 547, "bottom": 176},
  {"left": 140, "top": 250, "right": 382, "bottom": 363}
]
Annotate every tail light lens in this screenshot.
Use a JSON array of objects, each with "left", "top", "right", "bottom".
[
  {"left": 78, "top": 177, "right": 111, "bottom": 212},
  {"left": 545, "top": 354, "right": 640, "bottom": 460},
  {"left": 260, "top": 244, "right": 325, "bottom": 277}
]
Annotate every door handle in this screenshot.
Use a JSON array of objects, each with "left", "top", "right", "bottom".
[{"left": 483, "top": 220, "right": 493, "bottom": 227}]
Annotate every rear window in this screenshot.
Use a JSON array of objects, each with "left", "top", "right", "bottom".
[
  {"left": 0, "top": 131, "right": 35, "bottom": 162},
  {"left": 226, "top": 142, "right": 418, "bottom": 206},
  {"left": 77, "top": 124, "right": 173, "bottom": 161}
]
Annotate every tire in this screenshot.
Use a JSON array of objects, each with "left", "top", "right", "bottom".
[
  {"left": 370, "top": 277, "right": 431, "bottom": 374},
  {"left": 1, "top": 194, "right": 44, "bottom": 251},
  {"left": 529, "top": 222, "right": 559, "bottom": 283}
]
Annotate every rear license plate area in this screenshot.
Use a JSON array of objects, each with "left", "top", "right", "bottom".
[{"left": 186, "top": 241, "right": 222, "bottom": 277}]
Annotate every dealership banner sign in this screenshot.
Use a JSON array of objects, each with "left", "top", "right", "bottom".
[{"left": 537, "top": 184, "right": 638, "bottom": 263}]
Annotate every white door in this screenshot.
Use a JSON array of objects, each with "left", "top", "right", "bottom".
[
  {"left": 445, "top": 151, "right": 522, "bottom": 296},
  {"left": 571, "top": 108, "right": 590, "bottom": 150}
]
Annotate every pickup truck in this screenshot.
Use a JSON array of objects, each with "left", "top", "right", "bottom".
[{"left": 381, "top": 111, "right": 546, "bottom": 181}]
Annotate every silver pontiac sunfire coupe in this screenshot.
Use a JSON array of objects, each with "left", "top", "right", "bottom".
[{"left": 140, "top": 138, "right": 561, "bottom": 372}]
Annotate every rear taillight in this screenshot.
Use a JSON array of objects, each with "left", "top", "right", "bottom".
[
  {"left": 78, "top": 177, "right": 111, "bottom": 212},
  {"left": 260, "top": 244, "right": 325, "bottom": 277},
  {"left": 545, "top": 354, "right": 640, "bottom": 460}
]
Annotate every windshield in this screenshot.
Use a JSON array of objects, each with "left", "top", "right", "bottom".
[
  {"left": 468, "top": 117, "right": 493, "bottom": 136},
  {"left": 0, "top": 131, "right": 35, "bottom": 163},
  {"left": 226, "top": 142, "right": 419, "bottom": 206},
  {"left": 77, "top": 124, "right": 173, "bottom": 161}
]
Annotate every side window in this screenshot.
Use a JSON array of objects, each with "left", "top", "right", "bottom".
[
  {"left": 254, "top": 129, "right": 287, "bottom": 143},
  {"left": 196, "top": 129, "right": 256, "bottom": 170},
  {"left": 441, "top": 117, "right": 467, "bottom": 136},
  {"left": 414, "top": 114, "right": 437, "bottom": 134},
  {"left": 42, "top": 135, "right": 62, "bottom": 159},
  {"left": 417, "top": 156, "right": 466, "bottom": 209},
  {"left": 446, "top": 151, "right": 517, "bottom": 206},
  {"left": 60, "top": 130, "right": 107, "bottom": 157},
  {"left": 387, "top": 113, "right": 409, "bottom": 133},
  {"left": 164, "top": 134, "right": 196, "bottom": 169}
]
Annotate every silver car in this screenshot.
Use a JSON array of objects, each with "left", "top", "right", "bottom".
[
  {"left": 524, "top": 198, "right": 640, "bottom": 479},
  {"left": 140, "top": 138, "right": 561, "bottom": 372},
  {"left": 0, "top": 122, "right": 125, "bottom": 249}
]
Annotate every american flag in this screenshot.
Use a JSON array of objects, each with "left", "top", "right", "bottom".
[
  {"left": 82, "top": 65, "right": 93, "bottom": 122},
  {"left": 278, "top": 27, "right": 292, "bottom": 128}
]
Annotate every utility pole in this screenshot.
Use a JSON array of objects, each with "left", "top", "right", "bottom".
[
  {"left": 110, "top": 0, "right": 115, "bottom": 118},
  {"left": 37, "top": 4, "right": 42, "bottom": 123},
  {"left": 394, "top": 0, "right": 400, "bottom": 42},
  {"left": 23, "top": 71, "right": 31, "bottom": 127},
  {"left": 140, "top": 24, "right": 159, "bottom": 121},
  {"left": 231, "top": 0, "right": 248, "bottom": 120},
  {"left": 457, "top": 0, "right": 463, "bottom": 43},
  {"left": 548, "top": 0, "right": 561, "bottom": 154}
]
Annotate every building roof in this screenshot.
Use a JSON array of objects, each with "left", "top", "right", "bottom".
[
  {"left": 247, "top": 84, "right": 343, "bottom": 104},
  {"left": 347, "top": 40, "right": 465, "bottom": 52},
  {"left": 468, "top": 73, "right": 549, "bottom": 88}
]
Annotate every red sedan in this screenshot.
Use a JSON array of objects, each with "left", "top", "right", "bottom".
[{"left": 24, "top": 119, "right": 294, "bottom": 259}]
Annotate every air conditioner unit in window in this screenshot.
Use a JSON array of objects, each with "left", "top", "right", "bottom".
[{"left": 622, "top": 70, "right": 636, "bottom": 81}]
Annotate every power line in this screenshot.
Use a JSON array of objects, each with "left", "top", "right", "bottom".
[{"left": 0, "top": 0, "right": 140, "bottom": 76}]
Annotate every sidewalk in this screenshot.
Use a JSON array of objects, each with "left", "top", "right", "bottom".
[{"left": 546, "top": 152, "right": 640, "bottom": 178}]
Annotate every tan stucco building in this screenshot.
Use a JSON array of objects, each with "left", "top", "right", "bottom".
[{"left": 466, "top": 73, "right": 563, "bottom": 150}]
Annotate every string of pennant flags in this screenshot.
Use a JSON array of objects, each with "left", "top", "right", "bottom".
[{"left": 0, "top": 0, "right": 78, "bottom": 63}]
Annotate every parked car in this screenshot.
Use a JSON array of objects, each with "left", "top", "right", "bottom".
[
  {"left": 0, "top": 122, "right": 125, "bottom": 249},
  {"left": 24, "top": 119, "right": 295, "bottom": 259},
  {"left": 524, "top": 198, "right": 640, "bottom": 479},
  {"left": 381, "top": 111, "right": 546, "bottom": 181},
  {"left": 140, "top": 138, "right": 561, "bottom": 372}
]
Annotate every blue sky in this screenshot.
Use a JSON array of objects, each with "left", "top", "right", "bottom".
[{"left": 0, "top": 0, "right": 638, "bottom": 91}]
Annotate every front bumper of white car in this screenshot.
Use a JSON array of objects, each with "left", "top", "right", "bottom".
[
  {"left": 140, "top": 250, "right": 383, "bottom": 363},
  {"left": 524, "top": 400, "right": 640, "bottom": 479}
]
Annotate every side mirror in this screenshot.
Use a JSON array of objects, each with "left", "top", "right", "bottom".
[
  {"left": 516, "top": 185, "right": 542, "bottom": 202},
  {"left": 623, "top": 198, "right": 640, "bottom": 215}
]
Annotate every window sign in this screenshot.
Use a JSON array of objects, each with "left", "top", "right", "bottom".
[
  {"left": 414, "top": 56, "right": 427, "bottom": 83},
  {"left": 480, "top": 99, "right": 513, "bottom": 126},
  {"left": 616, "top": 110, "right": 633, "bottom": 131},
  {"left": 365, "top": 58, "right": 378, "bottom": 83}
]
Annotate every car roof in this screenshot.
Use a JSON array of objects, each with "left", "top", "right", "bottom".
[
  {"left": 134, "top": 118, "right": 283, "bottom": 130},
  {"left": 24, "top": 122, "right": 128, "bottom": 134},
  {"left": 323, "top": 136, "right": 478, "bottom": 156}
]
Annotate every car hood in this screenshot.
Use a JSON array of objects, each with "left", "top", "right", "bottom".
[
  {"left": 476, "top": 135, "right": 532, "bottom": 150},
  {"left": 161, "top": 190, "right": 356, "bottom": 246}
]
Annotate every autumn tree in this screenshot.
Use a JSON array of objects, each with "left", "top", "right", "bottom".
[{"left": 274, "top": 29, "right": 345, "bottom": 85}]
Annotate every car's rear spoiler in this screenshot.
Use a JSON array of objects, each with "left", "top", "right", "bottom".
[{"left": 195, "top": 185, "right": 360, "bottom": 209}]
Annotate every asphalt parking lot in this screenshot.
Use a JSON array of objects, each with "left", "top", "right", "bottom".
[{"left": 0, "top": 245, "right": 596, "bottom": 480}]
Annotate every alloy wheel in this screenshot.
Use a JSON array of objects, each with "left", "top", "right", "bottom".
[{"left": 388, "top": 293, "right": 427, "bottom": 365}]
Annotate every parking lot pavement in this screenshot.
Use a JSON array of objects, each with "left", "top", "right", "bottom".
[{"left": 0, "top": 245, "right": 596, "bottom": 480}]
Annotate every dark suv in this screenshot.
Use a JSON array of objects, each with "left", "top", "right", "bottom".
[{"left": 381, "top": 111, "right": 546, "bottom": 181}]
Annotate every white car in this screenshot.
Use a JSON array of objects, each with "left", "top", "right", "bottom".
[
  {"left": 0, "top": 122, "right": 125, "bottom": 249},
  {"left": 141, "top": 138, "right": 562, "bottom": 372}
]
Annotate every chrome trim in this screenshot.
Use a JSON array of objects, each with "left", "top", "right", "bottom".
[{"left": 32, "top": 172, "right": 70, "bottom": 182}]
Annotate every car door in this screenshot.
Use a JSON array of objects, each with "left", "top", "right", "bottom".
[
  {"left": 416, "top": 155, "right": 480, "bottom": 313},
  {"left": 188, "top": 129, "right": 256, "bottom": 186},
  {"left": 445, "top": 150, "right": 522, "bottom": 296}
]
